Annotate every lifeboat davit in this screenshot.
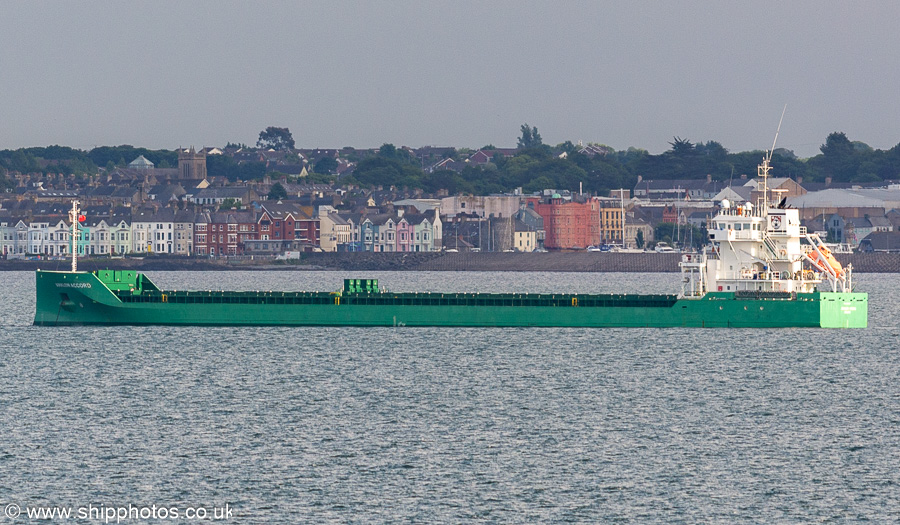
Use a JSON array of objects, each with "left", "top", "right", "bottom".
[{"left": 809, "top": 245, "right": 845, "bottom": 278}]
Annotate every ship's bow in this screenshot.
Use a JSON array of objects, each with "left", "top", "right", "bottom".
[{"left": 34, "top": 270, "right": 122, "bottom": 326}]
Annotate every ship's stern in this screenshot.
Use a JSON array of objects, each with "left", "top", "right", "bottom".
[{"left": 818, "top": 292, "right": 867, "bottom": 328}]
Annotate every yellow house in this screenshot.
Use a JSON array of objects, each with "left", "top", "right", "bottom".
[
  {"left": 597, "top": 198, "right": 624, "bottom": 245},
  {"left": 514, "top": 227, "right": 536, "bottom": 252}
]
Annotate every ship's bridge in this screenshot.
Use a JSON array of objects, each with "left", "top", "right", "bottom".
[
  {"left": 708, "top": 203, "right": 803, "bottom": 243},
  {"left": 708, "top": 203, "right": 767, "bottom": 242}
]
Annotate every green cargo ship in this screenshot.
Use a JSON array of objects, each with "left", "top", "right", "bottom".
[
  {"left": 34, "top": 270, "right": 865, "bottom": 328},
  {"left": 32, "top": 158, "right": 869, "bottom": 329}
]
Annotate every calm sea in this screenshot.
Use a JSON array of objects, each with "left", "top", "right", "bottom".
[{"left": 1, "top": 271, "right": 898, "bottom": 523}]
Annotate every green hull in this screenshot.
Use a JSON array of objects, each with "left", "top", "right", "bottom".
[{"left": 33, "top": 270, "right": 868, "bottom": 328}]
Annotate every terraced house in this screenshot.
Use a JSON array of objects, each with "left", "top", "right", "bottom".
[{"left": 318, "top": 212, "right": 352, "bottom": 252}]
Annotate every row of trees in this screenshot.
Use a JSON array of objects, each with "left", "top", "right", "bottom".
[
  {"left": 341, "top": 131, "right": 900, "bottom": 194},
  {"left": 623, "top": 132, "right": 900, "bottom": 185},
  {"left": 342, "top": 141, "right": 633, "bottom": 196},
  {"left": 4, "top": 129, "right": 900, "bottom": 195}
]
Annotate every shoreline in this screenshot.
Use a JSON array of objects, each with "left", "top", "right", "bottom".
[{"left": 2, "top": 252, "right": 898, "bottom": 273}]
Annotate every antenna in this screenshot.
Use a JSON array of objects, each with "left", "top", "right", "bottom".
[{"left": 767, "top": 104, "right": 787, "bottom": 161}]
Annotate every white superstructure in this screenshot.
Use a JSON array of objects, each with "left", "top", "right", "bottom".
[{"left": 680, "top": 157, "right": 852, "bottom": 298}]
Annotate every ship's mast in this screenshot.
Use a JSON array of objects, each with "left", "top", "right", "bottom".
[
  {"left": 758, "top": 157, "right": 770, "bottom": 211},
  {"left": 70, "top": 200, "right": 79, "bottom": 272},
  {"left": 620, "top": 189, "right": 626, "bottom": 247},
  {"left": 761, "top": 105, "right": 787, "bottom": 212}
]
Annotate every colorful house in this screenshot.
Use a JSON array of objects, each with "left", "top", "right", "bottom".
[{"left": 395, "top": 215, "right": 413, "bottom": 252}]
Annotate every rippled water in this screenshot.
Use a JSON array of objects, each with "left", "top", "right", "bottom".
[{"left": 1, "top": 271, "right": 898, "bottom": 523}]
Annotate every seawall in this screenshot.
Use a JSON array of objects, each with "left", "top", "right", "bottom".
[{"left": 3, "top": 252, "right": 898, "bottom": 272}]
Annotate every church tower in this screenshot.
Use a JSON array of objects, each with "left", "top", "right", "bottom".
[{"left": 178, "top": 146, "right": 207, "bottom": 180}]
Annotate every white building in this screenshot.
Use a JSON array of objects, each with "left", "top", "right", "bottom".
[
  {"left": 173, "top": 210, "right": 194, "bottom": 255},
  {"left": 131, "top": 209, "right": 176, "bottom": 254},
  {"left": 109, "top": 218, "right": 131, "bottom": 255},
  {"left": 319, "top": 213, "right": 352, "bottom": 252},
  {"left": 440, "top": 195, "right": 522, "bottom": 219}
]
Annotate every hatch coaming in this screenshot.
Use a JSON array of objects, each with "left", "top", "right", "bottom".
[{"left": 115, "top": 287, "right": 681, "bottom": 309}]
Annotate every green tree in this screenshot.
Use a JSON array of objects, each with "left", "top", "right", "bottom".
[
  {"left": 305, "top": 172, "right": 338, "bottom": 184},
  {"left": 238, "top": 161, "right": 267, "bottom": 181},
  {"left": 353, "top": 156, "right": 423, "bottom": 188},
  {"left": 376, "top": 143, "right": 416, "bottom": 164},
  {"left": 517, "top": 123, "right": 543, "bottom": 149},
  {"left": 820, "top": 132, "right": 854, "bottom": 158},
  {"left": 558, "top": 140, "right": 578, "bottom": 157},
  {"left": 257, "top": 127, "right": 295, "bottom": 150},
  {"left": 692, "top": 140, "right": 721, "bottom": 156},
  {"left": 635, "top": 229, "right": 644, "bottom": 249},
  {"left": 0, "top": 150, "right": 40, "bottom": 173},
  {"left": 668, "top": 137, "right": 696, "bottom": 157},
  {"left": 422, "top": 169, "right": 475, "bottom": 195},
  {"left": 0, "top": 173, "right": 14, "bottom": 192},
  {"left": 379, "top": 143, "right": 398, "bottom": 158},
  {"left": 812, "top": 132, "right": 858, "bottom": 182},
  {"left": 268, "top": 182, "right": 288, "bottom": 200},
  {"left": 218, "top": 198, "right": 242, "bottom": 210},
  {"left": 314, "top": 157, "right": 339, "bottom": 174},
  {"left": 86, "top": 145, "right": 175, "bottom": 168}
]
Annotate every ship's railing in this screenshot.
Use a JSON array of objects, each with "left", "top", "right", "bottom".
[
  {"left": 733, "top": 290, "right": 796, "bottom": 300},
  {"left": 716, "top": 207, "right": 761, "bottom": 218},
  {"left": 721, "top": 230, "right": 762, "bottom": 241},
  {"left": 717, "top": 269, "right": 821, "bottom": 281}
]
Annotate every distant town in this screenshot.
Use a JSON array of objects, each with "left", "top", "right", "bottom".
[{"left": 3, "top": 126, "right": 900, "bottom": 259}]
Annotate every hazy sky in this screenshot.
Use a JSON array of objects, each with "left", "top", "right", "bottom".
[{"left": 2, "top": 1, "right": 899, "bottom": 157}]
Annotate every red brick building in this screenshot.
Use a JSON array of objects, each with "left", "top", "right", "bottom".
[
  {"left": 662, "top": 204, "right": 678, "bottom": 224},
  {"left": 258, "top": 202, "right": 320, "bottom": 247},
  {"left": 192, "top": 212, "right": 211, "bottom": 256},
  {"left": 529, "top": 196, "right": 601, "bottom": 250},
  {"left": 196, "top": 211, "right": 259, "bottom": 256},
  {"left": 294, "top": 212, "right": 320, "bottom": 246}
]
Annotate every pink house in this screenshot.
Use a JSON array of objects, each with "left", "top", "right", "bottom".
[{"left": 395, "top": 217, "right": 413, "bottom": 252}]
